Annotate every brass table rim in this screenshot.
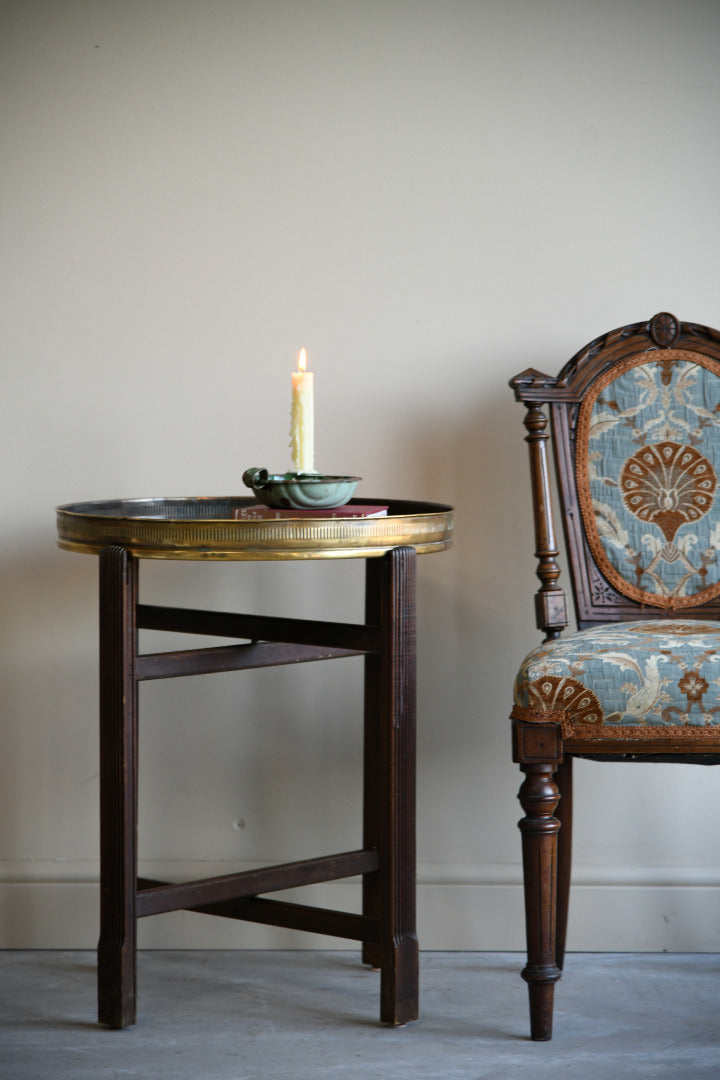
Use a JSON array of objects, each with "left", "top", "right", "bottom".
[{"left": 56, "top": 496, "right": 454, "bottom": 561}]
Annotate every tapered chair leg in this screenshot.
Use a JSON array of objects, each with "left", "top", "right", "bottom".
[
  {"left": 554, "top": 756, "right": 572, "bottom": 971},
  {"left": 518, "top": 763, "right": 562, "bottom": 1041}
]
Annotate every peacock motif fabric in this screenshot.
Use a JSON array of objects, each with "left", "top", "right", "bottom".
[
  {"left": 514, "top": 620, "right": 720, "bottom": 740},
  {"left": 577, "top": 350, "right": 720, "bottom": 609}
]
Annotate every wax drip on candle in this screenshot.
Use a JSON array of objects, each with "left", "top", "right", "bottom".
[{"left": 290, "top": 348, "right": 315, "bottom": 472}]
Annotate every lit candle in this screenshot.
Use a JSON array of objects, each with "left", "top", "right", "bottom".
[{"left": 290, "top": 347, "right": 315, "bottom": 472}]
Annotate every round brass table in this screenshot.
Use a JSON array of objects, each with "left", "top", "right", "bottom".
[
  {"left": 56, "top": 497, "right": 453, "bottom": 1029},
  {"left": 56, "top": 496, "right": 453, "bottom": 560}
]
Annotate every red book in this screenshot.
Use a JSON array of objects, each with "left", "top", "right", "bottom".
[{"left": 233, "top": 504, "right": 389, "bottom": 520}]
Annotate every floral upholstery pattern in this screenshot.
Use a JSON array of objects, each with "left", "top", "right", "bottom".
[
  {"left": 577, "top": 350, "right": 720, "bottom": 609},
  {"left": 514, "top": 620, "right": 720, "bottom": 741}
]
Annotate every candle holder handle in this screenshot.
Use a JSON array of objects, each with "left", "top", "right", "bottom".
[{"left": 242, "top": 467, "right": 270, "bottom": 489}]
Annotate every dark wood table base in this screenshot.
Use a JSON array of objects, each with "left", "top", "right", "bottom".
[{"left": 97, "top": 544, "right": 418, "bottom": 1028}]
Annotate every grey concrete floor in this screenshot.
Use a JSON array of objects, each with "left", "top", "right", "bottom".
[{"left": 1, "top": 951, "right": 718, "bottom": 1079}]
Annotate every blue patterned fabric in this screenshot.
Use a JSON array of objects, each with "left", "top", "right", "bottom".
[
  {"left": 514, "top": 620, "right": 720, "bottom": 736},
  {"left": 578, "top": 352, "right": 720, "bottom": 608}
]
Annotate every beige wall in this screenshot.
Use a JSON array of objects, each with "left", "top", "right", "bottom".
[{"left": 3, "top": 0, "right": 720, "bottom": 950}]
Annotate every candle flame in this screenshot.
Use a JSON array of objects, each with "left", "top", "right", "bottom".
[{"left": 298, "top": 347, "right": 307, "bottom": 373}]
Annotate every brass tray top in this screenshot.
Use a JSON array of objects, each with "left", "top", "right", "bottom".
[{"left": 56, "top": 497, "right": 454, "bottom": 561}]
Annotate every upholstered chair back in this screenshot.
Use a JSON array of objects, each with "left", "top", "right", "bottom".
[{"left": 513, "top": 313, "right": 720, "bottom": 631}]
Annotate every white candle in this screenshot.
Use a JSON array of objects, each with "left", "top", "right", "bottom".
[{"left": 290, "top": 347, "right": 315, "bottom": 472}]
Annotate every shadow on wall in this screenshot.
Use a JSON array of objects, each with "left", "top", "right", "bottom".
[
  {"left": 0, "top": 393, "right": 538, "bottom": 941},
  {"left": 408, "top": 368, "right": 720, "bottom": 894},
  {"left": 0, "top": 541, "right": 101, "bottom": 901},
  {"left": 0, "top": 532, "right": 371, "bottom": 944},
  {"left": 388, "top": 386, "right": 540, "bottom": 865},
  {"left": 405, "top": 381, "right": 537, "bottom": 726}
]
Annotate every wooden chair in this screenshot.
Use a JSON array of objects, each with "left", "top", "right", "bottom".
[{"left": 510, "top": 312, "right": 720, "bottom": 1040}]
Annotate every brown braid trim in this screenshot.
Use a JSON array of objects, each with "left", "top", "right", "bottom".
[{"left": 511, "top": 704, "right": 720, "bottom": 745}]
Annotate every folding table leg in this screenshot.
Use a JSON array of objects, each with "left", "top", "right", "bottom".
[
  {"left": 362, "top": 557, "right": 383, "bottom": 971},
  {"left": 97, "top": 546, "right": 138, "bottom": 1028},
  {"left": 363, "top": 546, "right": 419, "bottom": 1025}
]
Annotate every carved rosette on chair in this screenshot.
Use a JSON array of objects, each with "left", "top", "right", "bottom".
[{"left": 509, "top": 312, "right": 720, "bottom": 1040}]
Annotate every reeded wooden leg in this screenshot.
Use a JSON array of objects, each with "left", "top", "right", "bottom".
[
  {"left": 518, "top": 763, "right": 561, "bottom": 1041},
  {"left": 364, "top": 548, "right": 419, "bottom": 1025},
  {"left": 555, "top": 756, "right": 573, "bottom": 971},
  {"left": 362, "top": 557, "right": 383, "bottom": 971},
  {"left": 97, "top": 546, "right": 138, "bottom": 1028}
]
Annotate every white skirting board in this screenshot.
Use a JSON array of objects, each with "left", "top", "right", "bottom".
[{"left": 2, "top": 863, "right": 720, "bottom": 951}]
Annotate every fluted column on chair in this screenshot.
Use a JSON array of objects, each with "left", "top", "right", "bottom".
[{"left": 522, "top": 401, "right": 568, "bottom": 641}]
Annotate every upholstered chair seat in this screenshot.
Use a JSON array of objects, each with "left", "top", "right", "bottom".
[{"left": 514, "top": 620, "right": 720, "bottom": 742}]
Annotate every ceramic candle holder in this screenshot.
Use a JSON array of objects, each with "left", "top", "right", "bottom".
[{"left": 243, "top": 468, "right": 360, "bottom": 510}]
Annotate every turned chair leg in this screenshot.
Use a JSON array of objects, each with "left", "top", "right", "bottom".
[
  {"left": 554, "top": 756, "right": 572, "bottom": 971},
  {"left": 518, "top": 763, "right": 562, "bottom": 1041}
]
